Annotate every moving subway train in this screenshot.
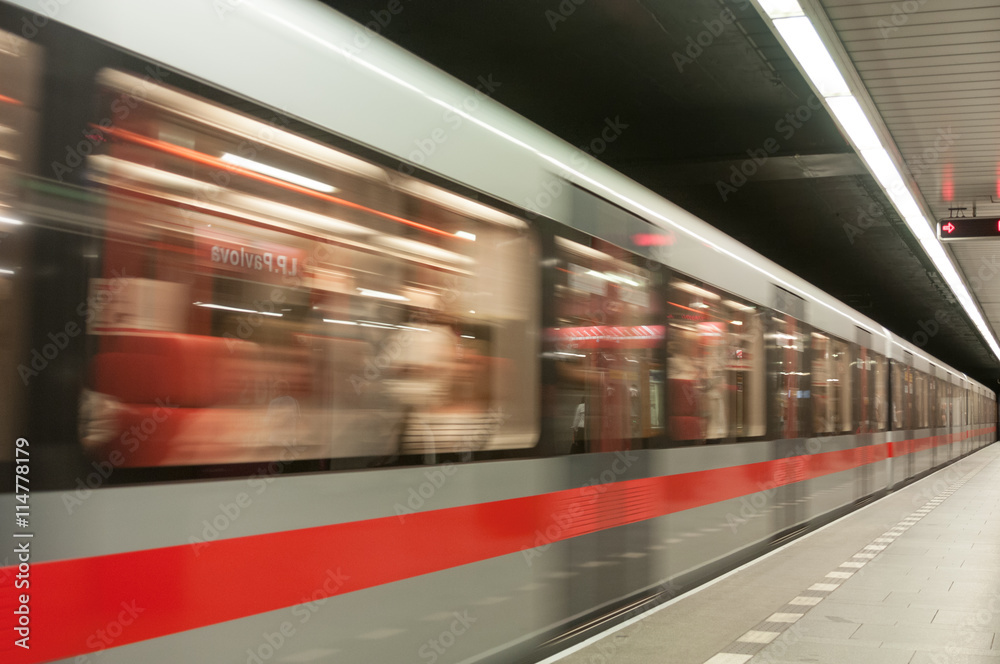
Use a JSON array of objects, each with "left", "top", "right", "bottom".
[{"left": 0, "top": 1, "right": 995, "bottom": 663}]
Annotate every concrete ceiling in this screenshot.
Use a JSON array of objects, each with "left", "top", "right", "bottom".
[{"left": 321, "top": 0, "right": 1000, "bottom": 387}]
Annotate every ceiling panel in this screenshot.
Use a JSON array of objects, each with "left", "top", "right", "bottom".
[{"left": 823, "top": 0, "right": 1000, "bottom": 362}]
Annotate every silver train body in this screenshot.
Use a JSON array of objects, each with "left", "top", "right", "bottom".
[{"left": 0, "top": 1, "right": 995, "bottom": 663}]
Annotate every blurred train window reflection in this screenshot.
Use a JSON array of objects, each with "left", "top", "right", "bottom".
[
  {"left": 770, "top": 313, "right": 809, "bottom": 439},
  {"left": 550, "top": 236, "right": 664, "bottom": 453},
  {"left": 666, "top": 278, "right": 765, "bottom": 444},
  {"left": 0, "top": 28, "right": 41, "bottom": 460},
  {"left": 890, "top": 359, "right": 914, "bottom": 430},
  {"left": 811, "top": 333, "right": 851, "bottom": 435},
  {"left": 873, "top": 353, "right": 887, "bottom": 432},
  {"left": 79, "top": 69, "right": 538, "bottom": 467}
]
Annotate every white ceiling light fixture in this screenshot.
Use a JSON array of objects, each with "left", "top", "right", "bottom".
[
  {"left": 755, "top": 0, "right": 1000, "bottom": 361},
  {"left": 771, "top": 17, "right": 850, "bottom": 97},
  {"left": 758, "top": 0, "right": 805, "bottom": 18}
]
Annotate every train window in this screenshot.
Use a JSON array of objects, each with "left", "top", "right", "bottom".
[
  {"left": 663, "top": 278, "right": 766, "bottom": 444},
  {"left": 550, "top": 236, "right": 664, "bottom": 453},
  {"left": 914, "top": 372, "right": 927, "bottom": 429},
  {"left": 0, "top": 28, "right": 41, "bottom": 458},
  {"left": 939, "top": 379, "right": 952, "bottom": 427},
  {"left": 768, "top": 313, "right": 809, "bottom": 439},
  {"left": 891, "top": 361, "right": 904, "bottom": 430},
  {"left": 872, "top": 353, "right": 887, "bottom": 432},
  {"left": 811, "top": 333, "right": 852, "bottom": 435},
  {"left": 78, "top": 69, "right": 540, "bottom": 468},
  {"left": 928, "top": 375, "right": 938, "bottom": 429}
]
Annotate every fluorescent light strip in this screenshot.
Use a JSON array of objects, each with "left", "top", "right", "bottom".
[
  {"left": 221, "top": 153, "right": 336, "bottom": 193},
  {"left": 194, "top": 302, "right": 282, "bottom": 317},
  {"left": 760, "top": 0, "right": 805, "bottom": 17},
  {"left": 764, "top": 9, "right": 1000, "bottom": 361},
  {"left": 772, "top": 17, "right": 850, "bottom": 97},
  {"left": 0, "top": 216, "right": 23, "bottom": 226},
  {"left": 0, "top": 268, "right": 14, "bottom": 275},
  {"left": 826, "top": 96, "right": 881, "bottom": 151}
]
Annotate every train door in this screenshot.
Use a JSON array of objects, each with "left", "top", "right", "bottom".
[
  {"left": 767, "top": 287, "right": 809, "bottom": 533},
  {"left": 854, "top": 329, "right": 872, "bottom": 501}
]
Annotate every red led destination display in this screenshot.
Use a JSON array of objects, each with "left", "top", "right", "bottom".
[{"left": 938, "top": 218, "right": 1000, "bottom": 240}]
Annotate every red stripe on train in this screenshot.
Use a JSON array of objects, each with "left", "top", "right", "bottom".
[{"left": 1, "top": 428, "right": 993, "bottom": 663}]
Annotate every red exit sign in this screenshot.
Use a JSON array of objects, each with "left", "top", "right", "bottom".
[{"left": 938, "top": 218, "right": 1000, "bottom": 240}]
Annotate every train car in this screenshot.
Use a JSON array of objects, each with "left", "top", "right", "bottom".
[{"left": 0, "top": 1, "right": 995, "bottom": 663}]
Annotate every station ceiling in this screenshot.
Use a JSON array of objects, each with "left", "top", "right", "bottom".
[{"left": 322, "top": 0, "right": 1000, "bottom": 387}]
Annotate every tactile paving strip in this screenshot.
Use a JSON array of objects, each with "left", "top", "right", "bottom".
[{"left": 701, "top": 463, "right": 984, "bottom": 664}]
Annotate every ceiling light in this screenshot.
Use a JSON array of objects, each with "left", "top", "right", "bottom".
[
  {"left": 759, "top": 0, "right": 805, "bottom": 18},
  {"left": 826, "top": 96, "right": 881, "bottom": 151},
  {"left": 455, "top": 231, "right": 476, "bottom": 241},
  {"left": 772, "top": 16, "right": 850, "bottom": 97}
]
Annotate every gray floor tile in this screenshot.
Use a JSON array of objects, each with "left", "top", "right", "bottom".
[
  {"left": 751, "top": 637, "right": 914, "bottom": 664},
  {"left": 910, "top": 653, "right": 1000, "bottom": 664}
]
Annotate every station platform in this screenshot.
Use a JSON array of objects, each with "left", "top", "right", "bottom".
[{"left": 543, "top": 443, "right": 1000, "bottom": 664}]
